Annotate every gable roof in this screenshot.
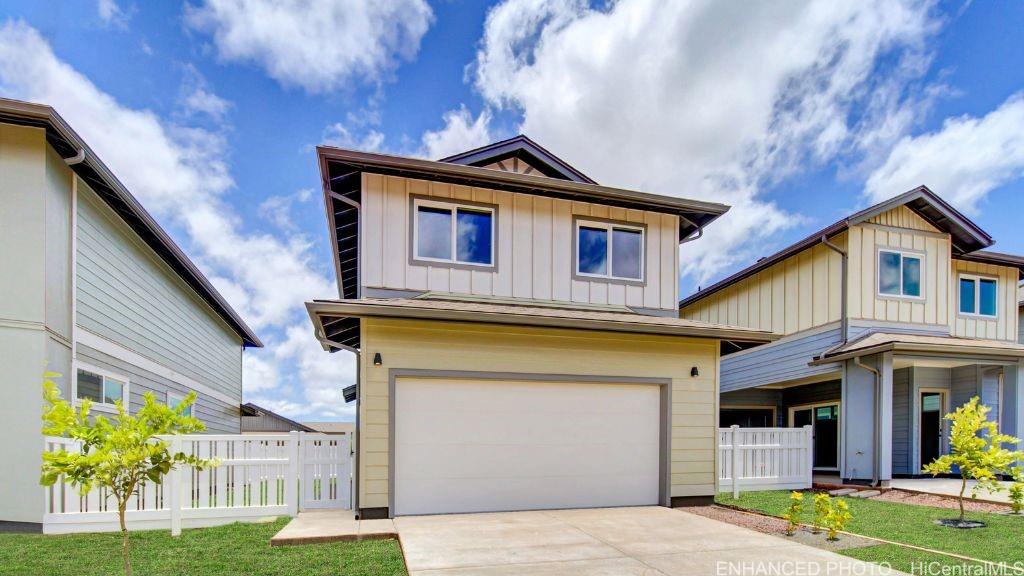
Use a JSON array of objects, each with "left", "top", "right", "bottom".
[
  {"left": 439, "top": 134, "right": 596, "bottom": 184},
  {"left": 318, "top": 144, "right": 730, "bottom": 301},
  {"left": 679, "top": 186, "right": 1014, "bottom": 310},
  {"left": 240, "top": 403, "right": 316, "bottom": 432},
  {"left": 0, "top": 98, "right": 261, "bottom": 347}
]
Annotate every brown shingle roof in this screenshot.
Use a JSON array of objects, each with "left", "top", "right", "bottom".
[{"left": 809, "top": 331, "right": 1024, "bottom": 365}]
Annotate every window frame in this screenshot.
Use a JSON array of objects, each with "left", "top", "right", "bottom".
[
  {"left": 73, "top": 362, "right": 130, "bottom": 414},
  {"left": 572, "top": 216, "right": 647, "bottom": 285},
  {"left": 957, "top": 273, "right": 999, "bottom": 319},
  {"left": 409, "top": 196, "right": 498, "bottom": 270},
  {"left": 876, "top": 248, "right": 925, "bottom": 300},
  {"left": 167, "top": 391, "right": 193, "bottom": 417}
]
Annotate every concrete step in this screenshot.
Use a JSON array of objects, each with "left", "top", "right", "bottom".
[
  {"left": 828, "top": 488, "right": 857, "bottom": 496},
  {"left": 847, "top": 490, "right": 881, "bottom": 499}
]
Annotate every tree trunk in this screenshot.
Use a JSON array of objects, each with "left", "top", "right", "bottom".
[
  {"left": 118, "top": 499, "right": 132, "bottom": 576},
  {"left": 958, "top": 474, "right": 967, "bottom": 523}
]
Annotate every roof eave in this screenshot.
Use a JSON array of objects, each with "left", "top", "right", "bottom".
[{"left": 810, "top": 342, "right": 1024, "bottom": 365}]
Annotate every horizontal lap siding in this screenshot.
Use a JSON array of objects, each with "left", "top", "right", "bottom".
[
  {"left": 681, "top": 240, "right": 843, "bottom": 335},
  {"left": 358, "top": 318, "right": 719, "bottom": 509},
  {"left": 361, "top": 174, "right": 679, "bottom": 311},
  {"left": 76, "top": 184, "right": 242, "bottom": 401},
  {"left": 77, "top": 344, "right": 240, "bottom": 433},
  {"left": 720, "top": 327, "right": 843, "bottom": 391}
]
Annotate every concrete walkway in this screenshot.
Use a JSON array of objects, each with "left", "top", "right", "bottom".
[
  {"left": 889, "top": 478, "right": 1014, "bottom": 503},
  {"left": 394, "top": 506, "right": 901, "bottom": 575},
  {"left": 270, "top": 509, "right": 396, "bottom": 546}
]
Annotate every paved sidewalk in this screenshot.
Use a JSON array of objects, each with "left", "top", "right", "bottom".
[{"left": 270, "top": 509, "right": 396, "bottom": 546}]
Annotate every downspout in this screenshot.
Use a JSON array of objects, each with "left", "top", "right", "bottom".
[
  {"left": 316, "top": 333, "right": 362, "bottom": 517},
  {"left": 854, "top": 355, "right": 882, "bottom": 487},
  {"left": 821, "top": 235, "right": 848, "bottom": 344}
]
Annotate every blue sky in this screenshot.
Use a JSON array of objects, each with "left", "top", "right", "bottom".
[{"left": 1, "top": 0, "right": 1022, "bottom": 420}]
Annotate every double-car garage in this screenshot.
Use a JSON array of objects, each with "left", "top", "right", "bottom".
[{"left": 393, "top": 377, "right": 664, "bottom": 516}]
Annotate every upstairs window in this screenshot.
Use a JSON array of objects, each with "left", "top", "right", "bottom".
[
  {"left": 413, "top": 198, "right": 495, "bottom": 267},
  {"left": 168, "top": 392, "right": 193, "bottom": 417},
  {"left": 878, "top": 249, "right": 922, "bottom": 298},
  {"left": 959, "top": 275, "right": 998, "bottom": 317},
  {"left": 76, "top": 367, "right": 127, "bottom": 410},
  {"left": 575, "top": 219, "right": 644, "bottom": 282}
]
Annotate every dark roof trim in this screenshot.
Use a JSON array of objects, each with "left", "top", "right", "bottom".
[
  {"left": 0, "top": 98, "right": 261, "bottom": 347},
  {"left": 317, "top": 146, "right": 730, "bottom": 242},
  {"left": 439, "top": 134, "right": 597, "bottom": 184},
  {"left": 954, "top": 250, "right": 1024, "bottom": 274},
  {"left": 240, "top": 402, "right": 317, "bottom": 432},
  {"left": 679, "top": 186, "right": 996, "bottom": 310}
]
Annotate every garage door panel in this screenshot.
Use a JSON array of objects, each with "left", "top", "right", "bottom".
[{"left": 394, "top": 378, "right": 662, "bottom": 516}]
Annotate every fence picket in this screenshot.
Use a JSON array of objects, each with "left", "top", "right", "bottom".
[{"left": 719, "top": 427, "right": 813, "bottom": 497}]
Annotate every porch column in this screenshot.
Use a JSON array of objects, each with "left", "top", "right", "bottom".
[
  {"left": 878, "top": 352, "right": 894, "bottom": 485},
  {"left": 842, "top": 352, "right": 893, "bottom": 485}
]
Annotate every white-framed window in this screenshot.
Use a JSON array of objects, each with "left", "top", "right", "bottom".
[
  {"left": 167, "top": 391, "right": 193, "bottom": 417},
  {"left": 958, "top": 274, "right": 998, "bottom": 317},
  {"left": 878, "top": 249, "right": 923, "bottom": 298},
  {"left": 412, "top": 198, "right": 495, "bottom": 267},
  {"left": 575, "top": 219, "right": 645, "bottom": 282},
  {"left": 75, "top": 364, "right": 129, "bottom": 412}
]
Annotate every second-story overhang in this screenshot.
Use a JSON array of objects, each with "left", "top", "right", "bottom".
[
  {"left": 306, "top": 297, "right": 778, "bottom": 352},
  {"left": 808, "top": 331, "right": 1024, "bottom": 366},
  {"left": 317, "top": 146, "right": 730, "bottom": 299}
]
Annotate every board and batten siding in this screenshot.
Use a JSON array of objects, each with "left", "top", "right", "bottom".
[
  {"left": 360, "top": 173, "right": 680, "bottom": 311},
  {"left": 950, "top": 259, "right": 1019, "bottom": 341},
  {"left": 357, "top": 317, "right": 720, "bottom": 510},
  {"left": 680, "top": 239, "right": 844, "bottom": 335},
  {"left": 75, "top": 182, "right": 243, "bottom": 405},
  {"left": 77, "top": 344, "right": 240, "bottom": 433}
]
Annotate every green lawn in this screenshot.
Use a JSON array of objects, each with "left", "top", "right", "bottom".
[
  {"left": 717, "top": 491, "right": 1021, "bottom": 574},
  {"left": 0, "top": 518, "right": 407, "bottom": 576}
]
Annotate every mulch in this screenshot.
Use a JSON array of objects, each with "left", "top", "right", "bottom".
[
  {"left": 686, "top": 505, "right": 878, "bottom": 552},
  {"left": 871, "top": 489, "right": 1010, "bottom": 514}
]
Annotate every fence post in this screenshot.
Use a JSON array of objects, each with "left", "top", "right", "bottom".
[
  {"left": 731, "top": 425, "right": 741, "bottom": 499},
  {"left": 286, "top": 431, "right": 299, "bottom": 516},
  {"left": 169, "top": 435, "right": 182, "bottom": 536},
  {"left": 803, "top": 424, "right": 814, "bottom": 488}
]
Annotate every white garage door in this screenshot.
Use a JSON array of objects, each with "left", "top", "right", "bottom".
[{"left": 394, "top": 377, "right": 662, "bottom": 516}]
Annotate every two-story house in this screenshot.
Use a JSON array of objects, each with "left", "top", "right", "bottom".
[
  {"left": 0, "top": 99, "right": 261, "bottom": 528},
  {"left": 305, "top": 136, "right": 776, "bottom": 519},
  {"left": 680, "top": 187, "right": 1024, "bottom": 487}
]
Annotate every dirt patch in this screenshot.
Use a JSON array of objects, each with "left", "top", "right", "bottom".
[
  {"left": 872, "top": 489, "right": 1009, "bottom": 513},
  {"left": 687, "top": 505, "right": 877, "bottom": 552}
]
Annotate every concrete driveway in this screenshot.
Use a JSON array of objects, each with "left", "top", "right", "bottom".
[{"left": 394, "top": 506, "right": 897, "bottom": 575}]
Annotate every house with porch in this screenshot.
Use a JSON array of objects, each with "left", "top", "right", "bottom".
[
  {"left": 305, "top": 135, "right": 775, "bottom": 519},
  {"left": 680, "top": 187, "right": 1024, "bottom": 486}
]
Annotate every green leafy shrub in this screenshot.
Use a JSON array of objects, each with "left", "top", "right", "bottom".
[
  {"left": 1010, "top": 482, "right": 1024, "bottom": 515},
  {"left": 922, "top": 397, "right": 1024, "bottom": 524},
  {"left": 824, "top": 498, "right": 852, "bottom": 541},
  {"left": 813, "top": 493, "right": 832, "bottom": 534},
  {"left": 40, "top": 373, "right": 218, "bottom": 576},
  {"left": 782, "top": 491, "right": 804, "bottom": 535}
]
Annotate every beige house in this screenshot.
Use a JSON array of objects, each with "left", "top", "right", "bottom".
[
  {"left": 306, "top": 136, "right": 774, "bottom": 519},
  {"left": 680, "top": 187, "right": 1024, "bottom": 485}
]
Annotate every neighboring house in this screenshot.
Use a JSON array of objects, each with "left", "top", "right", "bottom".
[
  {"left": 305, "top": 135, "right": 775, "bottom": 519},
  {"left": 0, "top": 99, "right": 261, "bottom": 528},
  {"left": 680, "top": 187, "right": 1024, "bottom": 486},
  {"left": 240, "top": 403, "right": 317, "bottom": 433},
  {"left": 302, "top": 421, "right": 355, "bottom": 435}
]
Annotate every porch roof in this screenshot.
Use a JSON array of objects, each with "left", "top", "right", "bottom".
[
  {"left": 809, "top": 331, "right": 1024, "bottom": 365},
  {"left": 306, "top": 297, "right": 778, "bottom": 352}
]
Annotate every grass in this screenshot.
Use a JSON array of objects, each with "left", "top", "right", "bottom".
[
  {"left": 0, "top": 518, "right": 407, "bottom": 576},
  {"left": 717, "top": 491, "right": 1023, "bottom": 574}
]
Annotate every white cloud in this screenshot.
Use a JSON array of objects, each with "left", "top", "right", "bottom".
[
  {"left": 97, "top": 0, "right": 130, "bottom": 29},
  {"left": 184, "top": 0, "right": 433, "bottom": 94},
  {"left": 180, "top": 65, "right": 232, "bottom": 121},
  {"left": 421, "top": 106, "right": 492, "bottom": 160},
  {"left": 259, "top": 188, "right": 313, "bottom": 232},
  {"left": 865, "top": 92, "right": 1024, "bottom": 214},
  {"left": 322, "top": 122, "right": 386, "bottom": 152},
  {"left": 0, "top": 20, "right": 347, "bottom": 418},
  {"left": 471, "top": 0, "right": 939, "bottom": 283}
]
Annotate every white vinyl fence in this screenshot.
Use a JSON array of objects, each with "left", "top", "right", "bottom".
[
  {"left": 719, "top": 425, "right": 813, "bottom": 497},
  {"left": 43, "top": 431, "right": 350, "bottom": 535}
]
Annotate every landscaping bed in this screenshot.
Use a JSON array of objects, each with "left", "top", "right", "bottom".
[
  {"left": 0, "top": 518, "right": 407, "bottom": 576},
  {"left": 716, "top": 491, "right": 1021, "bottom": 574},
  {"left": 873, "top": 488, "right": 1010, "bottom": 514}
]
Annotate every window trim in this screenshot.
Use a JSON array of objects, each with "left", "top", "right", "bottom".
[
  {"left": 876, "top": 247, "right": 925, "bottom": 301},
  {"left": 572, "top": 216, "right": 647, "bottom": 286},
  {"left": 73, "top": 362, "right": 130, "bottom": 414},
  {"left": 167, "top": 391, "right": 193, "bottom": 417},
  {"left": 409, "top": 195, "right": 498, "bottom": 270},
  {"left": 957, "top": 273, "right": 999, "bottom": 319}
]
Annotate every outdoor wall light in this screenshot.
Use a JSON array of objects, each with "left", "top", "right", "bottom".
[
  {"left": 373, "top": 352, "right": 383, "bottom": 366},
  {"left": 690, "top": 366, "right": 699, "bottom": 377}
]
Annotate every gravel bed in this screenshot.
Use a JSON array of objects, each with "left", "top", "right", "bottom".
[
  {"left": 872, "top": 489, "right": 1009, "bottom": 514},
  {"left": 686, "top": 505, "right": 877, "bottom": 552}
]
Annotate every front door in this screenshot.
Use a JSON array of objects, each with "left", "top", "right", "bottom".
[
  {"left": 920, "top": 391, "right": 944, "bottom": 468},
  {"left": 791, "top": 404, "right": 839, "bottom": 470}
]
